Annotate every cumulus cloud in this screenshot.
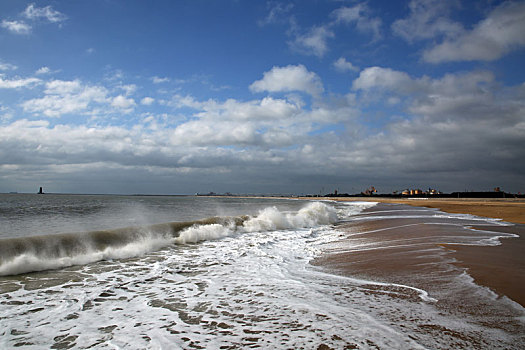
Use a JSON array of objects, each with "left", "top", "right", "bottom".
[
  {"left": 392, "top": 0, "right": 462, "bottom": 42},
  {"left": 352, "top": 66, "right": 501, "bottom": 119},
  {"left": 141, "top": 97, "right": 155, "bottom": 105},
  {"left": 0, "top": 87, "right": 361, "bottom": 191},
  {"left": 44, "top": 79, "right": 82, "bottom": 94},
  {"left": 111, "top": 95, "right": 136, "bottom": 112},
  {"left": 119, "top": 84, "right": 137, "bottom": 96},
  {"left": 333, "top": 57, "right": 359, "bottom": 73},
  {"left": 250, "top": 65, "right": 324, "bottom": 96},
  {"left": 1, "top": 4, "right": 66, "bottom": 36},
  {"left": 352, "top": 67, "right": 415, "bottom": 92},
  {"left": 2, "top": 63, "right": 524, "bottom": 193},
  {"left": 22, "top": 80, "right": 109, "bottom": 117},
  {"left": 332, "top": 4, "right": 382, "bottom": 41},
  {"left": 290, "top": 25, "right": 334, "bottom": 57},
  {"left": 2, "top": 64, "right": 525, "bottom": 194},
  {"left": 348, "top": 65, "right": 525, "bottom": 178},
  {"left": 1, "top": 20, "right": 31, "bottom": 35},
  {"left": 23, "top": 3, "right": 67, "bottom": 23},
  {"left": 0, "top": 76, "right": 41, "bottom": 89},
  {"left": 152, "top": 76, "right": 170, "bottom": 84},
  {"left": 0, "top": 61, "right": 17, "bottom": 71},
  {"left": 423, "top": 1, "right": 525, "bottom": 62},
  {"left": 35, "top": 67, "right": 51, "bottom": 75},
  {"left": 259, "top": 2, "right": 294, "bottom": 26}
]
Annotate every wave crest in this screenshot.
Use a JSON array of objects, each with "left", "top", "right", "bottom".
[{"left": 0, "top": 201, "right": 341, "bottom": 276}]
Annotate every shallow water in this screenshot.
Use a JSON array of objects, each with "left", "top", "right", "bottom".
[
  {"left": 318, "top": 203, "right": 525, "bottom": 349},
  {"left": 0, "top": 195, "right": 523, "bottom": 349}
]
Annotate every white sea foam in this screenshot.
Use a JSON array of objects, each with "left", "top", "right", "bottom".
[
  {"left": 174, "top": 201, "right": 340, "bottom": 246},
  {"left": 0, "top": 235, "right": 175, "bottom": 276},
  {"left": 0, "top": 201, "right": 340, "bottom": 276},
  {"left": 175, "top": 223, "right": 234, "bottom": 244},
  {"left": 242, "top": 201, "right": 338, "bottom": 232}
]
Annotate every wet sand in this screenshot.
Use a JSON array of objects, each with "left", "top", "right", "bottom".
[
  {"left": 445, "top": 224, "right": 525, "bottom": 306},
  {"left": 325, "top": 197, "right": 525, "bottom": 224},
  {"left": 313, "top": 200, "right": 525, "bottom": 309},
  {"left": 309, "top": 197, "right": 525, "bottom": 305}
]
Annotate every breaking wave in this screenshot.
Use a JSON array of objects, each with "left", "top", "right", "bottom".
[{"left": 0, "top": 201, "right": 338, "bottom": 276}]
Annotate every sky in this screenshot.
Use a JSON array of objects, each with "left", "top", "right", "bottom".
[{"left": 1, "top": 0, "right": 524, "bottom": 195}]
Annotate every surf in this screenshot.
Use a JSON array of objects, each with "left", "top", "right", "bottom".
[{"left": 0, "top": 201, "right": 338, "bottom": 276}]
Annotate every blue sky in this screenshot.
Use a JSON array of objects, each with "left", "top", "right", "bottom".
[{"left": 1, "top": 0, "right": 524, "bottom": 195}]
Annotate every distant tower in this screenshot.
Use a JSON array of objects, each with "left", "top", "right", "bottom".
[{"left": 38, "top": 187, "right": 43, "bottom": 194}]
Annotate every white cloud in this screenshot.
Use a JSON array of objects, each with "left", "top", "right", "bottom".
[
  {"left": 152, "top": 76, "right": 170, "bottom": 84},
  {"left": 22, "top": 80, "right": 109, "bottom": 117},
  {"left": 392, "top": 0, "right": 462, "bottom": 42},
  {"left": 111, "top": 95, "right": 136, "bottom": 111},
  {"left": 352, "top": 67, "right": 415, "bottom": 92},
  {"left": 2, "top": 66, "right": 525, "bottom": 194},
  {"left": 23, "top": 4, "right": 67, "bottom": 23},
  {"left": 1, "top": 20, "right": 31, "bottom": 35},
  {"left": 105, "top": 69, "right": 124, "bottom": 81},
  {"left": 166, "top": 91, "right": 356, "bottom": 151},
  {"left": 333, "top": 57, "right": 359, "bottom": 73},
  {"left": 169, "top": 94, "right": 205, "bottom": 110},
  {"left": 211, "top": 97, "right": 301, "bottom": 122},
  {"left": 290, "top": 26, "right": 334, "bottom": 57},
  {"left": 423, "top": 1, "right": 525, "bottom": 62},
  {"left": 288, "top": 4, "right": 382, "bottom": 57},
  {"left": 0, "top": 105, "right": 13, "bottom": 122},
  {"left": 141, "top": 97, "right": 155, "bottom": 105},
  {"left": 352, "top": 66, "right": 514, "bottom": 127},
  {"left": 120, "top": 84, "right": 137, "bottom": 95},
  {"left": 1, "top": 4, "right": 66, "bottom": 36},
  {"left": 20, "top": 78, "right": 142, "bottom": 117},
  {"left": 36, "top": 67, "right": 50, "bottom": 75},
  {"left": 172, "top": 120, "right": 260, "bottom": 146},
  {"left": 250, "top": 65, "right": 324, "bottom": 96},
  {"left": 0, "top": 61, "right": 17, "bottom": 71},
  {"left": 259, "top": 2, "right": 294, "bottom": 26},
  {"left": 0, "top": 76, "right": 41, "bottom": 89},
  {"left": 45, "top": 80, "right": 82, "bottom": 95},
  {"left": 332, "top": 4, "right": 382, "bottom": 41}
]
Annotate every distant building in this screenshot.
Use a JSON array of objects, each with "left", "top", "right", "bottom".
[
  {"left": 400, "top": 188, "right": 439, "bottom": 196},
  {"left": 427, "top": 188, "right": 440, "bottom": 195},
  {"left": 362, "top": 186, "right": 377, "bottom": 195}
]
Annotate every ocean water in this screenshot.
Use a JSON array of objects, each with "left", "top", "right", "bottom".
[{"left": 0, "top": 194, "right": 523, "bottom": 349}]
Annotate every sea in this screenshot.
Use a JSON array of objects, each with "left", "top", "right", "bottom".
[{"left": 0, "top": 194, "right": 523, "bottom": 349}]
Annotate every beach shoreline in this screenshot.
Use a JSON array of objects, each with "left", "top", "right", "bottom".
[
  {"left": 307, "top": 197, "right": 525, "bottom": 307},
  {"left": 304, "top": 196, "right": 525, "bottom": 224},
  {"left": 443, "top": 225, "right": 525, "bottom": 306}
]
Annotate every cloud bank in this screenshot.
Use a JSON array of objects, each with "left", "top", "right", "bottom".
[{"left": 1, "top": 62, "right": 524, "bottom": 194}]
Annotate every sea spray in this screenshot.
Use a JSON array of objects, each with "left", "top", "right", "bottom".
[
  {"left": 242, "top": 201, "right": 338, "bottom": 232},
  {"left": 175, "top": 223, "right": 235, "bottom": 244},
  {"left": 0, "top": 201, "right": 338, "bottom": 276}
]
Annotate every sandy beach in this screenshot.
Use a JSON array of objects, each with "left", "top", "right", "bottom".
[
  {"left": 447, "top": 225, "right": 525, "bottom": 306},
  {"left": 322, "top": 197, "right": 525, "bottom": 224},
  {"left": 311, "top": 197, "right": 525, "bottom": 308}
]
